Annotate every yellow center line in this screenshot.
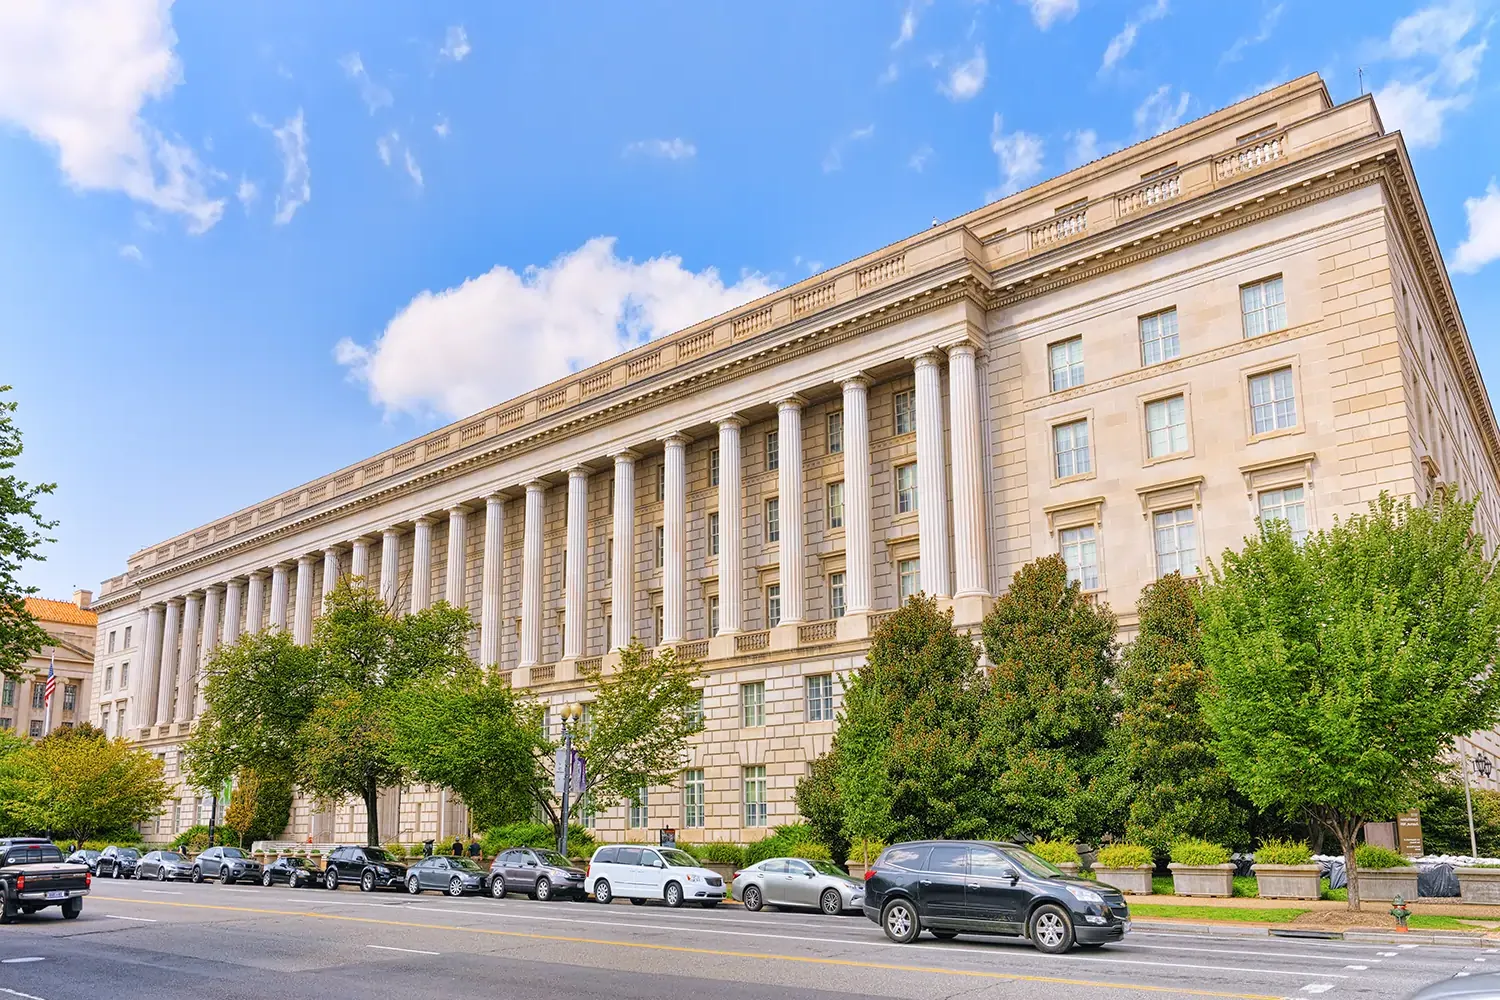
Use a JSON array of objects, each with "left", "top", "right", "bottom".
[{"left": 98, "top": 896, "right": 1283, "bottom": 1000}]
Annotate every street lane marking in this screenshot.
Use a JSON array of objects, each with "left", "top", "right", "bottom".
[
  {"left": 100, "top": 914, "right": 158, "bottom": 922},
  {"left": 1345, "top": 965, "right": 1368, "bottom": 970},
  {"left": 0, "top": 958, "right": 44, "bottom": 964},
  {"left": 141, "top": 890, "right": 181, "bottom": 896},
  {"left": 367, "top": 945, "right": 440, "bottom": 955},
  {"left": 1300, "top": 986, "right": 1333, "bottom": 995},
  {"left": 88, "top": 898, "right": 1286, "bottom": 1000},
  {"left": 0, "top": 988, "right": 50, "bottom": 1000},
  {"left": 1113, "top": 942, "right": 1376, "bottom": 963}
]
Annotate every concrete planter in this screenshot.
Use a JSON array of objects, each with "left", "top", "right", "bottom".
[
  {"left": 1093, "top": 866, "right": 1154, "bottom": 895},
  {"left": 702, "top": 862, "right": 738, "bottom": 884},
  {"left": 1456, "top": 867, "right": 1500, "bottom": 904},
  {"left": 1252, "top": 864, "right": 1322, "bottom": 900},
  {"left": 846, "top": 863, "right": 869, "bottom": 881},
  {"left": 1168, "top": 862, "right": 1236, "bottom": 897},
  {"left": 1054, "top": 862, "right": 1080, "bottom": 876},
  {"left": 1355, "top": 867, "right": 1419, "bottom": 903}
]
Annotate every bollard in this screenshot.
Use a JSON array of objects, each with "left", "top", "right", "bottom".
[{"left": 1390, "top": 894, "right": 1410, "bottom": 932}]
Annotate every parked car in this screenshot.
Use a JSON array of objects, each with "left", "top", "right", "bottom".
[
  {"left": 136, "top": 851, "right": 194, "bottom": 881},
  {"left": 1406, "top": 972, "right": 1500, "bottom": 998},
  {"left": 732, "top": 857, "right": 865, "bottom": 915},
  {"left": 861, "top": 840, "right": 1130, "bottom": 953},
  {"left": 587, "top": 845, "right": 726, "bottom": 908},
  {"left": 65, "top": 849, "right": 101, "bottom": 873},
  {"left": 323, "top": 846, "right": 407, "bottom": 892},
  {"left": 191, "top": 846, "right": 263, "bottom": 884},
  {"left": 0, "top": 839, "right": 90, "bottom": 923},
  {"left": 96, "top": 846, "right": 140, "bottom": 879},
  {"left": 262, "top": 856, "right": 323, "bottom": 888},
  {"left": 487, "top": 847, "right": 587, "bottom": 901},
  {"left": 405, "top": 856, "right": 487, "bottom": 896}
]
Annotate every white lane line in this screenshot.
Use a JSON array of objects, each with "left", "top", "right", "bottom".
[
  {"left": 0, "top": 958, "right": 44, "bottom": 964},
  {"left": 101, "top": 914, "right": 158, "bottom": 922},
  {"left": 1378, "top": 951, "right": 1398, "bottom": 957},
  {"left": 1120, "top": 942, "right": 1377, "bottom": 963},
  {"left": 366, "top": 945, "right": 440, "bottom": 956},
  {"left": 1301, "top": 986, "right": 1334, "bottom": 995},
  {"left": 1345, "top": 965, "right": 1369, "bottom": 970},
  {"left": 1399, "top": 944, "right": 1420, "bottom": 949},
  {"left": 141, "top": 890, "right": 182, "bottom": 896},
  {"left": 0, "top": 987, "right": 50, "bottom": 1000}
]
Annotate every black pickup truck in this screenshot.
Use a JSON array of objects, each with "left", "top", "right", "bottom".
[{"left": 0, "top": 838, "right": 91, "bottom": 923}]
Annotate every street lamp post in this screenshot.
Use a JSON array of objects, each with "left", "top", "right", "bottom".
[
  {"left": 558, "top": 702, "right": 584, "bottom": 857},
  {"left": 1462, "top": 746, "right": 1495, "bottom": 858}
]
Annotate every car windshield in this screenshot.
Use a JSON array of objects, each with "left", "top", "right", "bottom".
[
  {"left": 806, "top": 860, "right": 853, "bottom": 879},
  {"left": 362, "top": 848, "right": 391, "bottom": 863},
  {"left": 221, "top": 848, "right": 246, "bottom": 858},
  {"left": 283, "top": 858, "right": 306, "bottom": 867},
  {"left": 118, "top": 849, "right": 140, "bottom": 859},
  {"left": 161, "top": 853, "right": 185, "bottom": 862},
  {"left": 1007, "top": 849, "right": 1064, "bottom": 878},
  {"left": 659, "top": 849, "right": 700, "bottom": 868},
  {"left": 450, "top": 858, "right": 483, "bottom": 872},
  {"left": 535, "top": 851, "right": 572, "bottom": 868}
]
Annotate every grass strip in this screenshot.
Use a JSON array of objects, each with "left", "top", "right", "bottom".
[{"left": 1130, "top": 904, "right": 1308, "bottom": 923}]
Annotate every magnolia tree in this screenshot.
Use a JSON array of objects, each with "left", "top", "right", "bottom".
[{"left": 1199, "top": 492, "right": 1500, "bottom": 908}]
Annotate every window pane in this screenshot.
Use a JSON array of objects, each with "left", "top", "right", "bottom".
[
  {"left": 830, "top": 572, "right": 846, "bottom": 618},
  {"left": 767, "top": 498, "right": 780, "bottom": 543},
  {"left": 683, "top": 770, "right": 705, "bottom": 828},
  {"left": 898, "top": 558, "right": 920, "bottom": 601},
  {"left": 742, "top": 682, "right": 765, "bottom": 727},
  {"left": 709, "top": 448, "right": 720, "bottom": 487},
  {"left": 1049, "top": 337, "right": 1085, "bottom": 392},
  {"left": 896, "top": 464, "right": 918, "bottom": 514},
  {"left": 806, "top": 674, "right": 834, "bottom": 722},
  {"left": 1242, "top": 276, "right": 1287, "bottom": 338},
  {"left": 744, "top": 766, "right": 767, "bottom": 827},
  {"left": 1152, "top": 507, "right": 1199, "bottom": 577},
  {"left": 766, "top": 430, "right": 779, "bottom": 471},
  {"left": 1249, "top": 368, "right": 1297, "bottom": 434},
  {"left": 1052, "top": 420, "right": 1091, "bottom": 479},
  {"left": 767, "top": 585, "right": 781, "bottom": 628},
  {"left": 827, "top": 411, "right": 843, "bottom": 454},
  {"left": 1146, "top": 396, "right": 1188, "bottom": 458},
  {"left": 709, "top": 512, "right": 720, "bottom": 556},
  {"left": 1060, "top": 525, "right": 1099, "bottom": 590},
  {"left": 1259, "top": 485, "right": 1308, "bottom": 542},
  {"left": 894, "top": 390, "right": 916, "bottom": 435},
  {"left": 1140, "top": 309, "right": 1180, "bottom": 366},
  {"left": 828, "top": 481, "right": 844, "bottom": 528}
]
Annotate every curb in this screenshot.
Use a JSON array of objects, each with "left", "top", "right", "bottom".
[{"left": 1134, "top": 917, "right": 1500, "bottom": 947}]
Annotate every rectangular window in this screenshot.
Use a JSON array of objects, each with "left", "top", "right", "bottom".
[
  {"left": 827, "top": 411, "right": 843, "bottom": 454},
  {"left": 741, "top": 681, "right": 765, "bottom": 727},
  {"left": 99, "top": 711, "right": 109, "bottom": 735},
  {"left": 806, "top": 674, "right": 834, "bottom": 722},
  {"left": 107, "top": 631, "right": 116, "bottom": 653},
  {"left": 765, "top": 430, "right": 779, "bottom": 471},
  {"left": 1140, "top": 308, "right": 1180, "bottom": 366},
  {"left": 766, "top": 497, "right": 780, "bottom": 543},
  {"left": 766, "top": 584, "right": 782, "bottom": 628},
  {"left": 1249, "top": 367, "right": 1297, "bottom": 435},
  {"left": 605, "top": 537, "right": 613, "bottom": 579},
  {"left": 1, "top": 680, "right": 13, "bottom": 707},
  {"left": 1145, "top": 395, "right": 1189, "bottom": 458},
  {"left": 893, "top": 389, "right": 916, "bottom": 435},
  {"left": 653, "top": 605, "right": 664, "bottom": 646},
  {"left": 604, "top": 614, "right": 613, "bottom": 647},
  {"left": 655, "top": 526, "right": 665, "bottom": 568},
  {"left": 827, "top": 481, "right": 845, "bottom": 528},
  {"left": 709, "top": 511, "right": 720, "bottom": 556},
  {"left": 744, "top": 765, "right": 768, "bottom": 827},
  {"left": 686, "top": 690, "right": 704, "bottom": 727},
  {"left": 119, "top": 663, "right": 129, "bottom": 688},
  {"left": 1049, "top": 336, "right": 1085, "bottom": 392},
  {"left": 28, "top": 720, "right": 42, "bottom": 738},
  {"left": 896, "top": 463, "right": 918, "bottom": 514},
  {"left": 62, "top": 685, "right": 76, "bottom": 711},
  {"left": 683, "top": 770, "right": 705, "bottom": 828},
  {"left": 1241, "top": 275, "right": 1287, "bottom": 338},
  {"left": 1259, "top": 485, "right": 1308, "bottom": 542},
  {"left": 123, "top": 625, "right": 132, "bottom": 648},
  {"left": 829, "top": 572, "right": 847, "bottom": 618},
  {"left": 708, "top": 595, "right": 720, "bottom": 636},
  {"left": 709, "top": 448, "right": 720, "bottom": 487},
  {"left": 656, "top": 464, "right": 666, "bottom": 503},
  {"left": 31, "top": 683, "right": 45, "bottom": 710},
  {"left": 1153, "top": 507, "right": 1199, "bottom": 578},
  {"left": 1060, "top": 525, "right": 1100, "bottom": 590},
  {"left": 629, "top": 788, "right": 649, "bottom": 829},
  {"left": 0, "top": 718, "right": 10, "bottom": 731},
  {"left": 1052, "top": 419, "right": 1091, "bottom": 479},
  {"left": 104, "top": 667, "right": 114, "bottom": 692},
  {"left": 898, "top": 558, "right": 921, "bottom": 602}
]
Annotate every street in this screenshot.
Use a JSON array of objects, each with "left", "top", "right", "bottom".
[{"left": 0, "top": 878, "right": 1485, "bottom": 1000}]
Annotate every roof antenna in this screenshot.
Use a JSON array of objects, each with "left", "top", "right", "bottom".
[
  {"left": 1358, "top": 66, "right": 1365, "bottom": 96},
  {"left": 931, "top": 217, "right": 939, "bottom": 228}
]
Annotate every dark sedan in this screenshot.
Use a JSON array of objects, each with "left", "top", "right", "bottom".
[
  {"left": 65, "top": 849, "right": 101, "bottom": 873},
  {"left": 136, "top": 851, "right": 194, "bottom": 881},
  {"left": 96, "top": 846, "right": 140, "bottom": 879},
  {"left": 262, "top": 856, "right": 323, "bottom": 888},
  {"left": 405, "top": 856, "right": 486, "bottom": 896}
]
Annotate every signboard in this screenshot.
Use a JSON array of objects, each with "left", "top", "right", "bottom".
[
  {"left": 659, "top": 827, "right": 677, "bottom": 849},
  {"left": 1397, "top": 810, "right": 1424, "bottom": 858},
  {"left": 553, "top": 747, "right": 586, "bottom": 797}
]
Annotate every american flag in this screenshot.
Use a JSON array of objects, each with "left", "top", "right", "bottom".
[{"left": 43, "top": 658, "right": 56, "bottom": 707}]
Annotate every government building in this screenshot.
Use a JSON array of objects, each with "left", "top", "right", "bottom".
[{"left": 89, "top": 75, "right": 1500, "bottom": 843}]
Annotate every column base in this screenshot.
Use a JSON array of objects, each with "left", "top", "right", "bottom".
[
  {"left": 708, "top": 633, "right": 739, "bottom": 660},
  {"left": 951, "top": 593, "right": 994, "bottom": 628},
  {"left": 556, "top": 658, "right": 579, "bottom": 683},
  {"left": 770, "top": 622, "right": 804, "bottom": 651},
  {"left": 836, "top": 612, "right": 872, "bottom": 643}
]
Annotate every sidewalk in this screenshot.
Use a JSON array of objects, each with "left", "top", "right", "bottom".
[
  {"left": 1123, "top": 892, "right": 1500, "bottom": 946},
  {"left": 1131, "top": 892, "right": 1500, "bottom": 919}
]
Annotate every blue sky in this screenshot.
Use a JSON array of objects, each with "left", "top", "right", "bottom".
[{"left": 2, "top": 0, "right": 1497, "bottom": 600}]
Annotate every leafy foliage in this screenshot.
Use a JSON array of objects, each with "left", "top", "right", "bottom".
[
  {"left": 1095, "top": 844, "right": 1153, "bottom": 868},
  {"left": 223, "top": 769, "right": 294, "bottom": 847},
  {"left": 0, "top": 387, "right": 57, "bottom": 681},
  {"left": 1029, "top": 840, "right": 1082, "bottom": 866},
  {"left": 1419, "top": 779, "right": 1500, "bottom": 857},
  {"left": 1168, "top": 837, "right": 1230, "bottom": 866},
  {"left": 0, "top": 725, "right": 168, "bottom": 841},
  {"left": 480, "top": 821, "right": 594, "bottom": 857},
  {"left": 1254, "top": 838, "right": 1313, "bottom": 866},
  {"left": 680, "top": 841, "right": 747, "bottom": 866},
  {"left": 169, "top": 824, "right": 241, "bottom": 852},
  {"left": 1353, "top": 844, "right": 1411, "bottom": 869},
  {"left": 794, "top": 748, "right": 849, "bottom": 865},
  {"left": 743, "top": 823, "right": 819, "bottom": 865}
]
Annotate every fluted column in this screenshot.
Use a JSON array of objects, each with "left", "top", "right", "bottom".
[
  {"left": 445, "top": 506, "right": 468, "bottom": 607},
  {"left": 222, "top": 580, "right": 243, "bottom": 646},
  {"left": 841, "top": 376, "right": 873, "bottom": 614},
  {"left": 157, "top": 598, "right": 182, "bottom": 723},
  {"left": 294, "top": 554, "right": 317, "bottom": 644},
  {"left": 611, "top": 451, "right": 638, "bottom": 650},
  {"left": 174, "top": 593, "right": 201, "bottom": 723},
  {"left": 948, "top": 343, "right": 990, "bottom": 598},
  {"left": 245, "top": 571, "right": 266, "bottom": 634},
  {"left": 136, "top": 603, "right": 165, "bottom": 728},
  {"left": 563, "top": 469, "right": 589, "bottom": 659},
  {"left": 197, "top": 585, "right": 222, "bottom": 715},
  {"left": 716, "top": 417, "right": 743, "bottom": 634},
  {"left": 479, "top": 494, "right": 505, "bottom": 667},
  {"left": 380, "top": 528, "right": 401, "bottom": 607},
  {"left": 411, "top": 516, "right": 434, "bottom": 612},
  {"left": 520, "top": 482, "right": 546, "bottom": 666},
  {"left": 914, "top": 351, "right": 953, "bottom": 598},
  {"left": 775, "top": 398, "right": 806, "bottom": 623},
  {"left": 662, "top": 435, "right": 688, "bottom": 643},
  {"left": 269, "top": 563, "right": 290, "bottom": 630},
  {"left": 351, "top": 538, "right": 371, "bottom": 582},
  {"left": 322, "top": 548, "right": 341, "bottom": 597}
]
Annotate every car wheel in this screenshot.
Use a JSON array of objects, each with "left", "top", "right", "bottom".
[
  {"left": 881, "top": 898, "right": 920, "bottom": 944},
  {"left": 593, "top": 879, "right": 612, "bottom": 904},
  {"left": 224, "top": 876, "right": 237, "bottom": 886},
  {"left": 62, "top": 897, "right": 83, "bottom": 920},
  {"left": 0, "top": 892, "right": 16, "bottom": 925},
  {"left": 133, "top": 868, "right": 143, "bottom": 880},
  {"left": 490, "top": 877, "right": 507, "bottom": 899},
  {"left": 930, "top": 929, "right": 959, "bottom": 940},
  {"left": 629, "top": 898, "right": 647, "bottom": 906},
  {"left": 663, "top": 882, "right": 683, "bottom": 908},
  {"left": 535, "top": 877, "right": 552, "bottom": 902},
  {"left": 448, "top": 878, "right": 465, "bottom": 897},
  {"left": 1029, "top": 903, "right": 1076, "bottom": 954},
  {"left": 191, "top": 867, "right": 203, "bottom": 884},
  {"left": 325, "top": 868, "right": 339, "bottom": 890},
  {"left": 360, "top": 871, "right": 376, "bottom": 893},
  {"left": 742, "top": 884, "right": 763, "bottom": 912},
  {"left": 820, "top": 888, "right": 842, "bottom": 915},
  {"left": 406, "top": 876, "right": 422, "bottom": 895},
  {"left": 262, "top": 871, "right": 274, "bottom": 887}
]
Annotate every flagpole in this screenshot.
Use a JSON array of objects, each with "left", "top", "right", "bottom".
[{"left": 42, "top": 653, "right": 54, "bottom": 735}]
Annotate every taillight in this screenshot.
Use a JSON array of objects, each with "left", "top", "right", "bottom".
[
  {"left": 863, "top": 868, "right": 876, "bottom": 881},
  {"left": 86, "top": 873, "right": 92, "bottom": 888},
  {"left": 585, "top": 863, "right": 591, "bottom": 879},
  {"left": 15, "top": 874, "right": 23, "bottom": 891}
]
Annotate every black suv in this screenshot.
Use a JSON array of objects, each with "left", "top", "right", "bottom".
[
  {"left": 323, "top": 846, "right": 406, "bottom": 892},
  {"left": 862, "top": 841, "right": 1129, "bottom": 953},
  {"left": 96, "top": 845, "right": 140, "bottom": 879}
]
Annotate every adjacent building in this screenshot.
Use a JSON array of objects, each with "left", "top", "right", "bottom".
[
  {"left": 90, "top": 75, "right": 1500, "bottom": 843},
  {"left": 2, "top": 593, "right": 96, "bottom": 738}
]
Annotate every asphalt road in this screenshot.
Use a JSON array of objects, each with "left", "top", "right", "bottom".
[{"left": 0, "top": 876, "right": 1487, "bottom": 1000}]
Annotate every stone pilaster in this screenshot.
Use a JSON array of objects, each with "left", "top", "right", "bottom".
[
  {"left": 663, "top": 435, "right": 688, "bottom": 643},
  {"left": 520, "top": 482, "right": 546, "bottom": 667},
  {"left": 564, "top": 469, "right": 589, "bottom": 659},
  {"left": 914, "top": 350, "right": 952, "bottom": 598},
  {"left": 611, "top": 451, "right": 638, "bottom": 650},
  {"left": 479, "top": 494, "right": 505, "bottom": 668}
]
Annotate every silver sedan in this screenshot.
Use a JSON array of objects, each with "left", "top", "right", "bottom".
[{"left": 731, "top": 857, "right": 865, "bottom": 915}]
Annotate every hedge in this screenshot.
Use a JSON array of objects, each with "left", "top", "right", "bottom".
[
  {"left": 1353, "top": 844, "right": 1411, "bottom": 869},
  {"left": 1096, "top": 844, "right": 1154, "bottom": 868},
  {"left": 1169, "top": 838, "right": 1231, "bottom": 866},
  {"left": 1254, "top": 838, "right": 1313, "bottom": 866}
]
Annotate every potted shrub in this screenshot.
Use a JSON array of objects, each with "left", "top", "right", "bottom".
[
  {"left": 1456, "top": 862, "right": 1500, "bottom": 904},
  {"left": 1029, "top": 840, "right": 1082, "bottom": 876},
  {"left": 1093, "top": 844, "right": 1154, "bottom": 894},
  {"left": 846, "top": 838, "right": 885, "bottom": 880},
  {"left": 686, "top": 842, "right": 746, "bottom": 883},
  {"left": 1167, "top": 838, "right": 1235, "bottom": 897},
  {"left": 1354, "top": 844, "right": 1418, "bottom": 902},
  {"left": 1251, "top": 838, "right": 1320, "bottom": 900}
]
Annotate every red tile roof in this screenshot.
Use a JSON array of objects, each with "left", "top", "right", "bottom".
[{"left": 23, "top": 597, "right": 98, "bottom": 627}]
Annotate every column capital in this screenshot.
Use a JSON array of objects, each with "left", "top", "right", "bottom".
[
  {"left": 446, "top": 504, "right": 471, "bottom": 516},
  {"left": 610, "top": 449, "right": 641, "bottom": 464},
  {"left": 941, "top": 335, "right": 984, "bottom": 359},
  {"left": 661, "top": 432, "right": 691, "bottom": 448},
  {"left": 247, "top": 569, "right": 267, "bottom": 580},
  {"left": 381, "top": 526, "right": 402, "bottom": 538},
  {"left": 485, "top": 491, "right": 506, "bottom": 504},
  {"left": 524, "top": 479, "right": 549, "bottom": 493},
  {"left": 296, "top": 552, "right": 318, "bottom": 566},
  {"left": 165, "top": 596, "right": 183, "bottom": 607},
  {"left": 713, "top": 413, "right": 746, "bottom": 429},
  {"left": 414, "top": 514, "right": 438, "bottom": 527},
  {"left": 772, "top": 393, "right": 808, "bottom": 411},
  {"left": 910, "top": 348, "right": 945, "bottom": 369},
  {"left": 837, "top": 372, "right": 872, "bottom": 389},
  {"left": 321, "top": 545, "right": 343, "bottom": 557},
  {"left": 565, "top": 466, "right": 591, "bottom": 481},
  {"left": 206, "top": 582, "right": 226, "bottom": 594}
]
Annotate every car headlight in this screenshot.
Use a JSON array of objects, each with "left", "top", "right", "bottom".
[
  {"left": 375, "top": 866, "right": 390, "bottom": 875},
  {"left": 683, "top": 874, "right": 697, "bottom": 881},
  {"left": 1066, "top": 885, "right": 1104, "bottom": 904}
]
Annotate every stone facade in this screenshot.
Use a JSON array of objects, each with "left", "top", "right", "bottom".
[
  {"left": 3, "top": 594, "right": 96, "bottom": 739},
  {"left": 90, "top": 74, "right": 1500, "bottom": 846}
]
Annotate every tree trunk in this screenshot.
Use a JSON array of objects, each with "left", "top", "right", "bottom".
[
  {"left": 1338, "top": 830, "right": 1360, "bottom": 911},
  {"left": 364, "top": 775, "right": 381, "bottom": 847}
]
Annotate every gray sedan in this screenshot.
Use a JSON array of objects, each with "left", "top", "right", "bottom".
[
  {"left": 732, "top": 857, "right": 865, "bottom": 915},
  {"left": 405, "top": 856, "right": 487, "bottom": 896},
  {"left": 136, "top": 851, "right": 194, "bottom": 881},
  {"left": 1407, "top": 972, "right": 1500, "bottom": 998}
]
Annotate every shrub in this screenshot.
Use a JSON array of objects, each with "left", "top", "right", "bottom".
[
  {"left": 849, "top": 838, "right": 886, "bottom": 865},
  {"left": 786, "top": 841, "right": 833, "bottom": 861},
  {"left": 481, "top": 821, "right": 593, "bottom": 857},
  {"left": 744, "top": 823, "right": 818, "bottom": 866},
  {"left": 1354, "top": 844, "right": 1411, "bottom": 869},
  {"left": 1029, "top": 840, "right": 1082, "bottom": 866},
  {"left": 1254, "top": 838, "right": 1313, "bottom": 866},
  {"left": 1095, "top": 844, "right": 1153, "bottom": 868},
  {"left": 680, "top": 841, "right": 746, "bottom": 866},
  {"left": 168, "top": 824, "right": 240, "bottom": 853},
  {"left": 1169, "top": 838, "right": 1231, "bottom": 866}
]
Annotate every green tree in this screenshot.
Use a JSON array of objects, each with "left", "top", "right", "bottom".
[
  {"left": 223, "top": 768, "right": 295, "bottom": 848},
  {"left": 980, "top": 555, "right": 1118, "bottom": 840},
  {"left": 1199, "top": 492, "right": 1500, "bottom": 908},
  {"left": 1418, "top": 777, "right": 1500, "bottom": 857},
  {"left": 0, "top": 725, "right": 168, "bottom": 842},
  {"left": 1115, "top": 573, "right": 1247, "bottom": 859},
  {"left": 795, "top": 748, "right": 850, "bottom": 864},
  {"left": 0, "top": 387, "right": 57, "bottom": 681}
]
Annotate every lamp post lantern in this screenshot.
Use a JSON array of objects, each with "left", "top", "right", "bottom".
[
  {"left": 558, "top": 702, "right": 585, "bottom": 857},
  {"left": 1463, "top": 747, "right": 1494, "bottom": 858}
]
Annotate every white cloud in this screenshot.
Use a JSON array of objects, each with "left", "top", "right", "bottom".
[
  {"left": 339, "top": 52, "right": 392, "bottom": 114},
  {"left": 334, "top": 237, "right": 777, "bottom": 420},
  {"left": 403, "top": 147, "right": 423, "bottom": 188},
  {"left": 1368, "top": 1, "right": 1488, "bottom": 149},
  {"left": 1374, "top": 78, "right": 1468, "bottom": 147},
  {"left": 0, "top": 0, "right": 224, "bottom": 231},
  {"left": 1388, "top": 0, "right": 1486, "bottom": 86},
  {"left": 1452, "top": 180, "right": 1500, "bottom": 274},
  {"left": 440, "top": 25, "right": 471, "bottom": 62},
  {"left": 623, "top": 138, "right": 697, "bottom": 160},
  {"left": 118, "top": 244, "right": 144, "bottom": 263},
  {"left": 1134, "top": 85, "right": 1192, "bottom": 136},
  {"left": 822, "top": 124, "right": 875, "bottom": 173},
  {"left": 433, "top": 116, "right": 450, "bottom": 139},
  {"left": 908, "top": 144, "right": 934, "bottom": 172},
  {"left": 375, "top": 131, "right": 422, "bottom": 188},
  {"left": 893, "top": 0, "right": 931, "bottom": 47},
  {"left": 236, "top": 177, "right": 258, "bottom": 211},
  {"left": 1221, "top": 3, "right": 1285, "bottom": 64},
  {"left": 377, "top": 131, "right": 398, "bottom": 166},
  {"left": 1101, "top": 0, "right": 1171, "bottom": 73},
  {"left": 940, "top": 48, "right": 988, "bottom": 100},
  {"left": 253, "top": 110, "right": 309, "bottom": 225},
  {"left": 1022, "top": 0, "right": 1080, "bottom": 30},
  {"left": 987, "top": 114, "right": 1045, "bottom": 201},
  {"left": 1065, "top": 129, "right": 1101, "bottom": 167}
]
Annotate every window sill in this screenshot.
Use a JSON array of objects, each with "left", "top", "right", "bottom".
[
  {"left": 1246, "top": 425, "right": 1303, "bottom": 445},
  {"left": 1143, "top": 449, "right": 1193, "bottom": 468},
  {"left": 1051, "top": 471, "right": 1097, "bottom": 488}
]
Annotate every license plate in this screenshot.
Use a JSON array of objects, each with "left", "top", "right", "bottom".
[{"left": 46, "top": 890, "right": 66, "bottom": 900}]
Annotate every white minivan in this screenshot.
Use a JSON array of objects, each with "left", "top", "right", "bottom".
[{"left": 587, "top": 845, "right": 727, "bottom": 908}]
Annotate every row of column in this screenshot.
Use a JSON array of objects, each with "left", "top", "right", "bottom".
[{"left": 132, "top": 342, "right": 989, "bottom": 729}]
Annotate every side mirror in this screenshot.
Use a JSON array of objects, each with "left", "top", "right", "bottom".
[
  {"left": 1002, "top": 868, "right": 1019, "bottom": 882},
  {"left": 804, "top": 870, "right": 816, "bottom": 877}
]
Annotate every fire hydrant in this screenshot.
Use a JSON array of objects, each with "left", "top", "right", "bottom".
[{"left": 1391, "top": 894, "right": 1411, "bottom": 932}]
